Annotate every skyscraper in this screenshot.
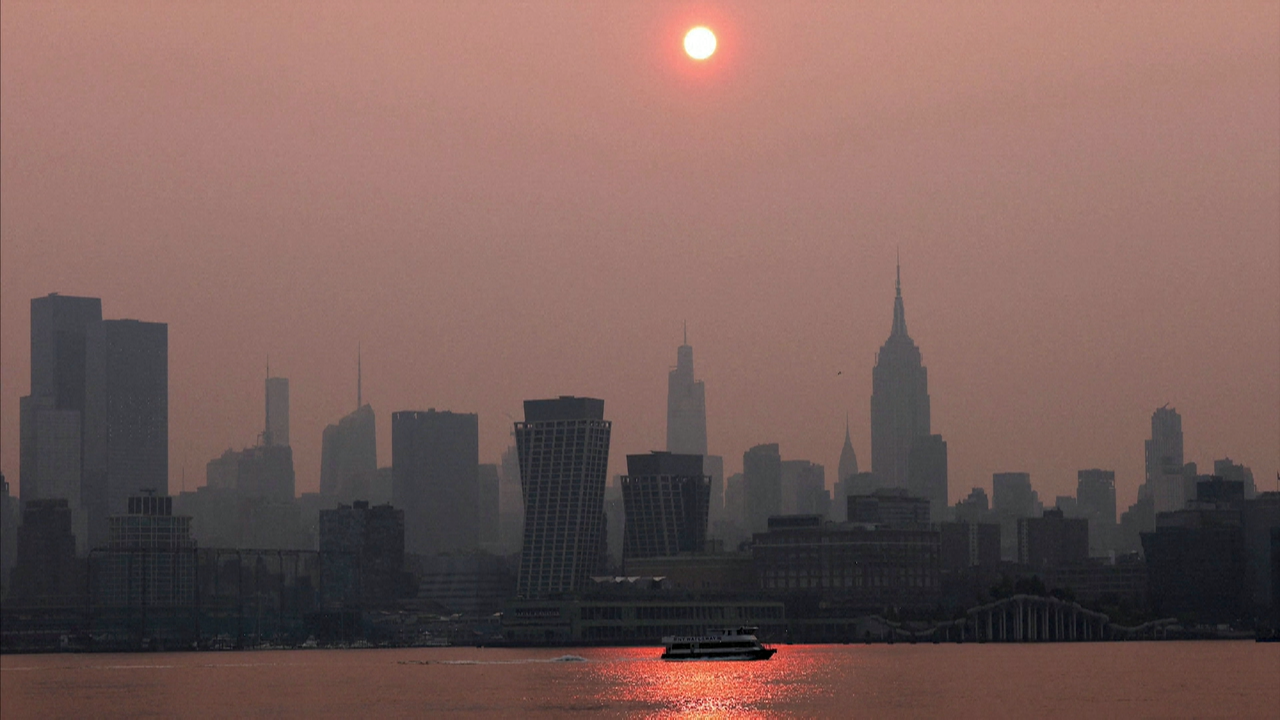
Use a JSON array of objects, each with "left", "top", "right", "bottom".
[
  {"left": 620, "top": 452, "right": 710, "bottom": 561},
  {"left": 870, "top": 262, "right": 931, "bottom": 491},
  {"left": 319, "top": 405, "right": 376, "bottom": 497},
  {"left": 265, "top": 376, "right": 289, "bottom": 446},
  {"left": 19, "top": 294, "right": 102, "bottom": 540},
  {"left": 391, "top": 409, "right": 480, "bottom": 556},
  {"left": 907, "top": 434, "right": 948, "bottom": 522},
  {"left": 478, "top": 463, "right": 500, "bottom": 547},
  {"left": 743, "top": 443, "right": 782, "bottom": 533},
  {"left": 1076, "top": 469, "right": 1117, "bottom": 555},
  {"left": 81, "top": 319, "right": 169, "bottom": 549},
  {"left": 515, "top": 397, "right": 611, "bottom": 598},
  {"left": 1144, "top": 406, "right": 1184, "bottom": 486},
  {"left": 666, "top": 328, "right": 707, "bottom": 456}
]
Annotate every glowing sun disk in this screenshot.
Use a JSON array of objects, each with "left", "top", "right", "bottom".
[{"left": 684, "top": 27, "right": 716, "bottom": 60}]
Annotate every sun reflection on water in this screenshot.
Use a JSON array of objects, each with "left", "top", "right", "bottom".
[{"left": 580, "top": 647, "right": 828, "bottom": 718}]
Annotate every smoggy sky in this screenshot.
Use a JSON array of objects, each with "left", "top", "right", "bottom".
[{"left": 2, "top": 2, "right": 1277, "bottom": 509}]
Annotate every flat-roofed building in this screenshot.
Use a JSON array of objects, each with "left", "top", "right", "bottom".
[
  {"left": 515, "top": 397, "right": 612, "bottom": 598},
  {"left": 621, "top": 452, "right": 709, "bottom": 562}
]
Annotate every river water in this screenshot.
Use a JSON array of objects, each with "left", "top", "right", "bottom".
[{"left": 2, "top": 642, "right": 1275, "bottom": 718}]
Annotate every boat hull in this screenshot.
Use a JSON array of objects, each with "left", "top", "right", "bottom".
[{"left": 661, "top": 647, "right": 777, "bottom": 661}]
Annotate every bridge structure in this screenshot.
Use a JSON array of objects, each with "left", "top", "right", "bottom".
[{"left": 965, "top": 594, "right": 1177, "bottom": 642}]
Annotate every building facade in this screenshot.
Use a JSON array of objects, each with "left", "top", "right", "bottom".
[
  {"left": 620, "top": 452, "right": 710, "bottom": 562},
  {"left": 319, "top": 404, "right": 376, "bottom": 497},
  {"left": 94, "top": 494, "right": 196, "bottom": 608},
  {"left": 907, "top": 433, "right": 948, "bottom": 522},
  {"left": 666, "top": 331, "right": 707, "bottom": 457},
  {"left": 1018, "top": 508, "right": 1089, "bottom": 568},
  {"left": 264, "top": 376, "right": 289, "bottom": 446},
  {"left": 742, "top": 444, "right": 782, "bottom": 534},
  {"left": 83, "top": 318, "right": 168, "bottom": 549},
  {"left": 392, "top": 409, "right": 480, "bottom": 556},
  {"left": 870, "top": 264, "right": 931, "bottom": 491},
  {"left": 515, "top": 397, "right": 611, "bottom": 598}
]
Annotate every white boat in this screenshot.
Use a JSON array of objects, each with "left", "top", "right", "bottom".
[{"left": 660, "top": 626, "right": 777, "bottom": 661}]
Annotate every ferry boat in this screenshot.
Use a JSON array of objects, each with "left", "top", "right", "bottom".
[{"left": 660, "top": 626, "right": 777, "bottom": 661}]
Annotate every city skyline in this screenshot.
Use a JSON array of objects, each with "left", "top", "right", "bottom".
[{"left": 2, "top": 3, "right": 1277, "bottom": 514}]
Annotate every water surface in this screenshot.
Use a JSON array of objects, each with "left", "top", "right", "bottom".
[{"left": 2, "top": 643, "right": 1275, "bottom": 718}]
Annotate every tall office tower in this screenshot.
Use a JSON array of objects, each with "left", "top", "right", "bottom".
[
  {"left": 782, "top": 460, "right": 828, "bottom": 517},
  {"left": 870, "top": 263, "right": 931, "bottom": 490},
  {"left": 19, "top": 294, "right": 102, "bottom": 547},
  {"left": 265, "top": 376, "right": 290, "bottom": 446},
  {"left": 319, "top": 405, "right": 377, "bottom": 496},
  {"left": 1077, "top": 469, "right": 1117, "bottom": 555},
  {"left": 478, "top": 463, "right": 500, "bottom": 547},
  {"left": 1143, "top": 405, "right": 1183, "bottom": 493},
  {"left": 907, "top": 434, "right": 948, "bottom": 522},
  {"left": 837, "top": 416, "right": 859, "bottom": 486},
  {"left": 743, "top": 443, "right": 782, "bottom": 533},
  {"left": 0, "top": 475, "right": 18, "bottom": 595},
  {"left": 392, "top": 410, "right": 480, "bottom": 556},
  {"left": 515, "top": 397, "right": 611, "bottom": 598},
  {"left": 620, "top": 452, "right": 710, "bottom": 561},
  {"left": 666, "top": 329, "right": 707, "bottom": 456},
  {"left": 82, "top": 319, "right": 168, "bottom": 549},
  {"left": 723, "top": 472, "right": 745, "bottom": 529},
  {"left": 498, "top": 441, "right": 524, "bottom": 553}
]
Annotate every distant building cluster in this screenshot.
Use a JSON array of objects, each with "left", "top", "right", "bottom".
[{"left": 3, "top": 276, "right": 1278, "bottom": 651}]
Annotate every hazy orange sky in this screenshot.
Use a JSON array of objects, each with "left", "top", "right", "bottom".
[{"left": 3, "top": 2, "right": 1277, "bottom": 509}]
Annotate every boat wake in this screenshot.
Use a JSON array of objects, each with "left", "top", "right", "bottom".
[{"left": 399, "top": 654, "right": 589, "bottom": 666}]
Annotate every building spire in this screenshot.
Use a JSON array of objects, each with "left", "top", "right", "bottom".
[
  {"left": 845, "top": 412, "right": 851, "bottom": 442},
  {"left": 683, "top": 320, "right": 688, "bottom": 346},
  {"left": 891, "top": 256, "right": 908, "bottom": 338},
  {"left": 357, "top": 343, "right": 362, "bottom": 409}
]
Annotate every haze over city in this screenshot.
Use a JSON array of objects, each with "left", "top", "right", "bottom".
[{"left": 2, "top": 2, "right": 1277, "bottom": 510}]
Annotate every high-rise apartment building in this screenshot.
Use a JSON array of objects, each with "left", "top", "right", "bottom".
[
  {"left": 265, "top": 376, "right": 290, "bottom": 446},
  {"left": 392, "top": 409, "right": 480, "bottom": 556},
  {"left": 621, "top": 452, "right": 710, "bottom": 561},
  {"left": 743, "top": 444, "right": 782, "bottom": 533},
  {"left": 870, "top": 264, "right": 931, "bottom": 490},
  {"left": 907, "top": 434, "right": 948, "bottom": 521},
  {"left": 83, "top": 319, "right": 168, "bottom": 549},
  {"left": 666, "top": 330, "right": 707, "bottom": 457},
  {"left": 320, "top": 405, "right": 376, "bottom": 496},
  {"left": 94, "top": 494, "right": 195, "bottom": 608},
  {"left": 515, "top": 397, "right": 611, "bottom": 598}
]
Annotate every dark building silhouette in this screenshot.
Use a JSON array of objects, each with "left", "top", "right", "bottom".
[
  {"left": 319, "top": 501, "right": 406, "bottom": 608},
  {"left": 391, "top": 409, "right": 480, "bottom": 556},
  {"left": 1214, "top": 458, "right": 1257, "bottom": 500},
  {"left": 870, "top": 263, "right": 931, "bottom": 492},
  {"left": 1018, "top": 508, "right": 1089, "bottom": 568},
  {"left": 848, "top": 488, "right": 930, "bottom": 527},
  {"left": 498, "top": 441, "right": 523, "bottom": 554},
  {"left": 1143, "top": 507, "right": 1245, "bottom": 624},
  {"left": 704, "top": 454, "right": 725, "bottom": 528},
  {"left": 20, "top": 293, "right": 103, "bottom": 548},
  {"left": 666, "top": 328, "right": 707, "bottom": 457},
  {"left": 954, "top": 487, "right": 992, "bottom": 523},
  {"left": 319, "top": 405, "right": 376, "bottom": 497},
  {"left": 993, "top": 472, "right": 1040, "bottom": 561},
  {"left": 1, "top": 475, "right": 18, "bottom": 597},
  {"left": 264, "top": 375, "right": 289, "bottom": 447},
  {"left": 93, "top": 494, "right": 195, "bottom": 608},
  {"left": 8, "top": 498, "right": 82, "bottom": 606},
  {"left": 907, "top": 434, "right": 947, "bottom": 522},
  {"left": 940, "top": 521, "right": 1001, "bottom": 571},
  {"left": 1076, "top": 469, "right": 1117, "bottom": 556},
  {"left": 620, "top": 452, "right": 710, "bottom": 562},
  {"left": 743, "top": 444, "right": 782, "bottom": 534},
  {"left": 780, "top": 459, "right": 828, "bottom": 517},
  {"left": 837, "top": 416, "right": 859, "bottom": 486},
  {"left": 478, "top": 463, "right": 500, "bottom": 548},
  {"left": 83, "top": 318, "right": 168, "bottom": 549},
  {"left": 752, "top": 515, "right": 941, "bottom": 610},
  {"left": 515, "top": 397, "right": 611, "bottom": 598}
]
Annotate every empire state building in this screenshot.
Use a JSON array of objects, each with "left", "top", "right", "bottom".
[{"left": 870, "top": 263, "right": 931, "bottom": 491}]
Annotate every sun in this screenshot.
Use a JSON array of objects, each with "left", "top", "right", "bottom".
[{"left": 684, "top": 26, "right": 716, "bottom": 61}]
